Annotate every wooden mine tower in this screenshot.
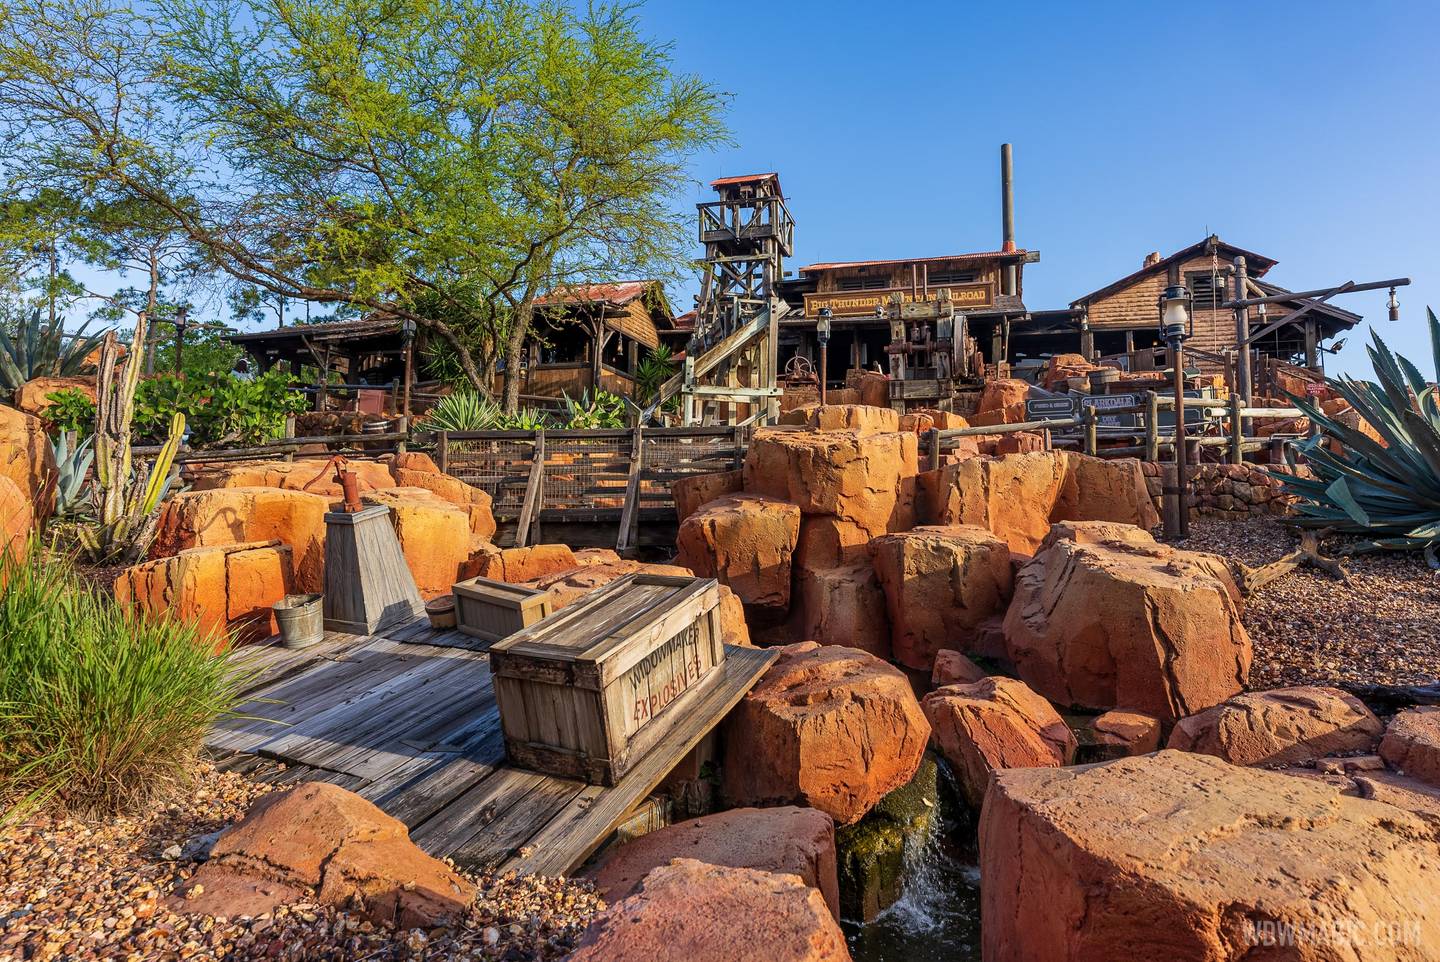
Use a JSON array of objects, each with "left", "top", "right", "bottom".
[{"left": 674, "top": 173, "right": 794, "bottom": 425}]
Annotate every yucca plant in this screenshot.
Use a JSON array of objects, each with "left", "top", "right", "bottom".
[
  {"left": 0, "top": 545, "right": 245, "bottom": 819},
  {"left": 0, "top": 308, "right": 109, "bottom": 391},
  {"left": 1276, "top": 308, "right": 1440, "bottom": 565},
  {"left": 423, "top": 391, "right": 506, "bottom": 431}
]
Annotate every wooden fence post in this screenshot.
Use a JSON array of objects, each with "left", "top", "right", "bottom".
[
  {"left": 1228, "top": 394, "right": 1244, "bottom": 464},
  {"left": 514, "top": 429, "right": 545, "bottom": 548},
  {"left": 616, "top": 425, "right": 644, "bottom": 553},
  {"left": 1143, "top": 391, "right": 1159, "bottom": 462},
  {"left": 438, "top": 430, "right": 450, "bottom": 474},
  {"left": 926, "top": 428, "right": 941, "bottom": 472},
  {"left": 1083, "top": 403, "right": 1098, "bottom": 457},
  {"left": 395, "top": 415, "right": 409, "bottom": 456},
  {"left": 283, "top": 416, "right": 296, "bottom": 462}
]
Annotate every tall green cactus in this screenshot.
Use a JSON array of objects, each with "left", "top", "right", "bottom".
[{"left": 77, "top": 314, "right": 186, "bottom": 565}]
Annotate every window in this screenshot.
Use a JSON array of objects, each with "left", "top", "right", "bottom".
[
  {"left": 836, "top": 273, "right": 890, "bottom": 291},
  {"left": 1186, "top": 271, "right": 1229, "bottom": 311},
  {"left": 926, "top": 270, "right": 977, "bottom": 286}
]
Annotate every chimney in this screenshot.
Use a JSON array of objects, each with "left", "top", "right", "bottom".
[
  {"left": 1000, "top": 144, "right": 1016, "bottom": 296},
  {"left": 1143, "top": 251, "right": 1162, "bottom": 269}
]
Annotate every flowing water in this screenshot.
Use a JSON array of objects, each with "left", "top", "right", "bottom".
[{"left": 844, "top": 763, "right": 983, "bottom": 962}]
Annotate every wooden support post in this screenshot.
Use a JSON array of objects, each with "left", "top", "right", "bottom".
[
  {"left": 438, "top": 430, "right": 449, "bottom": 474},
  {"left": 1233, "top": 257, "right": 1252, "bottom": 404},
  {"left": 514, "top": 430, "right": 545, "bottom": 548},
  {"left": 1304, "top": 319, "right": 1319, "bottom": 369},
  {"left": 732, "top": 424, "right": 744, "bottom": 470},
  {"left": 1144, "top": 391, "right": 1159, "bottom": 462},
  {"left": 283, "top": 416, "right": 296, "bottom": 462},
  {"left": 1083, "top": 403, "right": 1098, "bottom": 457},
  {"left": 926, "top": 427, "right": 941, "bottom": 472},
  {"left": 395, "top": 415, "right": 409, "bottom": 456},
  {"left": 616, "top": 425, "right": 644, "bottom": 553},
  {"left": 1228, "top": 394, "right": 1244, "bottom": 464}
]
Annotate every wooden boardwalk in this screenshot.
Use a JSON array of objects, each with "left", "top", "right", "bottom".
[{"left": 206, "top": 621, "right": 776, "bottom": 877}]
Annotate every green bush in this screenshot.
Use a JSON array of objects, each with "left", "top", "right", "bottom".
[
  {"left": 0, "top": 548, "right": 246, "bottom": 818},
  {"left": 41, "top": 387, "right": 96, "bottom": 439},
  {"left": 561, "top": 389, "right": 627, "bottom": 429}
]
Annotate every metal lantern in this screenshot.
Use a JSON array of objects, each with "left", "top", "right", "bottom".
[
  {"left": 1387, "top": 287, "right": 1400, "bottom": 322},
  {"left": 1157, "top": 284, "right": 1192, "bottom": 343},
  {"left": 400, "top": 317, "right": 417, "bottom": 342},
  {"left": 816, "top": 307, "right": 832, "bottom": 346}
]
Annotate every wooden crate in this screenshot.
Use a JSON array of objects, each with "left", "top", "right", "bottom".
[
  {"left": 453, "top": 576, "right": 553, "bottom": 644},
  {"left": 489, "top": 573, "right": 724, "bottom": 785}
]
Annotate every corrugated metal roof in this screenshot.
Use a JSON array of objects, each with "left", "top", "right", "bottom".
[
  {"left": 709, "top": 172, "right": 782, "bottom": 191},
  {"left": 535, "top": 280, "right": 655, "bottom": 307},
  {"left": 798, "top": 251, "right": 1030, "bottom": 273},
  {"left": 227, "top": 316, "right": 402, "bottom": 344}
]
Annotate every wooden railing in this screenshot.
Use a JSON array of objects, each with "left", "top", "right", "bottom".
[{"left": 923, "top": 391, "right": 1308, "bottom": 470}]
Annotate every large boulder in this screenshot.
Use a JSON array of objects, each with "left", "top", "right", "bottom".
[
  {"left": 1084, "top": 709, "right": 1162, "bottom": 758},
  {"left": 869, "top": 525, "right": 1012, "bottom": 670},
  {"left": 1167, "top": 686, "right": 1383, "bottom": 767},
  {"left": 794, "top": 515, "right": 874, "bottom": 569},
  {"left": 116, "top": 541, "right": 296, "bottom": 646},
  {"left": 931, "top": 649, "right": 987, "bottom": 688},
  {"left": 14, "top": 375, "right": 95, "bottom": 417},
  {"left": 792, "top": 562, "right": 890, "bottom": 658},
  {"left": 1381, "top": 707, "right": 1440, "bottom": 787},
  {"left": 801, "top": 404, "right": 899, "bottom": 435},
  {"left": 586, "top": 807, "right": 839, "bottom": 919},
  {"left": 568, "top": 859, "right": 850, "bottom": 962},
  {"left": 980, "top": 750, "right": 1440, "bottom": 962},
  {"left": 186, "top": 458, "right": 398, "bottom": 499},
  {"left": 920, "top": 452, "right": 1157, "bottom": 554},
  {"left": 361, "top": 488, "right": 489, "bottom": 599},
  {"left": 976, "top": 378, "right": 1030, "bottom": 417},
  {"left": 464, "top": 543, "right": 577, "bottom": 583},
  {"left": 0, "top": 475, "right": 32, "bottom": 564},
  {"left": 1003, "top": 531, "right": 1250, "bottom": 722},
  {"left": 0, "top": 404, "right": 55, "bottom": 511},
  {"left": 744, "top": 428, "right": 917, "bottom": 537},
  {"left": 922, "top": 677, "right": 1077, "bottom": 808},
  {"left": 387, "top": 457, "right": 496, "bottom": 539},
  {"left": 153, "top": 487, "right": 331, "bottom": 593},
  {"left": 722, "top": 642, "right": 930, "bottom": 825},
  {"left": 672, "top": 469, "right": 744, "bottom": 524},
  {"left": 675, "top": 494, "right": 800, "bottom": 611},
  {"left": 170, "top": 783, "right": 475, "bottom": 928}
]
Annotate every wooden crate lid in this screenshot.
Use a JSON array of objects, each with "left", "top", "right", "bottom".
[
  {"left": 491, "top": 573, "right": 719, "bottom": 679},
  {"left": 453, "top": 575, "right": 549, "bottom": 605}
]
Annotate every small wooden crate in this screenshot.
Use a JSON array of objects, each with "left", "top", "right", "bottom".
[
  {"left": 489, "top": 573, "right": 724, "bottom": 785},
  {"left": 453, "top": 576, "right": 553, "bottom": 644}
]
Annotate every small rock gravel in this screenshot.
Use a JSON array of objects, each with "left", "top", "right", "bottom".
[
  {"left": 1177, "top": 518, "right": 1440, "bottom": 690},
  {"left": 0, "top": 765, "right": 602, "bottom": 961}
]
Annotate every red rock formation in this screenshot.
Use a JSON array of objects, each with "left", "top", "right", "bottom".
[
  {"left": 0, "top": 404, "right": 55, "bottom": 513},
  {"left": 568, "top": 859, "right": 851, "bottom": 962},
  {"left": 1381, "top": 707, "right": 1440, "bottom": 788},
  {"left": 922, "top": 676, "right": 1076, "bottom": 807},
  {"left": 0, "top": 475, "right": 32, "bottom": 565},
  {"left": 116, "top": 541, "right": 296, "bottom": 646},
  {"left": 671, "top": 469, "right": 744, "bottom": 524},
  {"left": 171, "top": 783, "right": 475, "bottom": 928},
  {"left": 1085, "top": 709, "right": 1161, "bottom": 756},
  {"left": 981, "top": 751, "right": 1440, "bottom": 962},
  {"left": 675, "top": 494, "right": 800, "bottom": 611},
  {"left": 586, "top": 806, "right": 839, "bottom": 919},
  {"left": 744, "top": 428, "right": 917, "bottom": 537},
  {"left": 1003, "top": 531, "right": 1251, "bottom": 722},
  {"left": 800, "top": 404, "right": 899, "bottom": 435},
  {"left": 464, "top": 543, "right": 577, "bottom": 584},
  {"left": 153, "top": 487, "right": 331, "bottom": 593},
  {"left": 362, "top": 488, "right": 489, "bottom": 598},
  {"left": 792, "top": 561, "right": 890, "bottom": 658},
  {"left": 931, "top": 650, "right": 987, "bottom": 688},
  {"left": 869, "top": 525, "right": 1012, "bottom": 670},
  {"left": 1168, "top": 686, "right": 1383, "bottom": 767},
  {"left": 722, "top": 642, "right": 930, "bottom": 825},
  {"left": 14, "top": 375, "right": 96, "bottom": 417}
]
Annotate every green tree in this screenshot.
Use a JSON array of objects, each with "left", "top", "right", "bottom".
[{"left": 0, "top": 0, "right": 725, "bottom": 409}]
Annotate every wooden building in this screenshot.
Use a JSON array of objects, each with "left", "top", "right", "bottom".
[
  {"left": 527, "top": 280, "right": 676, "bottom": 398},
  {"left": 1017, "top": 235, "right": 1361, "bottom": 378},
  {"left": 776, "top": 249, "right": 1038, "bottom": 383}
]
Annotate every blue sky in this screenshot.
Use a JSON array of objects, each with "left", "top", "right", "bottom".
[{"left": 639, "top": 0, "right": 1440, "bottom": 376}]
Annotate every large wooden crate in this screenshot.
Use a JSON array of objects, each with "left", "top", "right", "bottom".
[
  {"left": 489, "top": 573, "right": 724, "bottom": 785},
  {"left": 453, "top": 576, "right": 552, "bottom": 644}
]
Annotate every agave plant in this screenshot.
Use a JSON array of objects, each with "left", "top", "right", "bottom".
[
  {"left": 422, "top": 392, "right": 506, "bottom": 432},
  {"left": 1276, "top": 308, "right": 1440, "bottom": 565},
  {"left": 0, "top": 309, "right": 109, "bottom": 391},
  {"left": 50, "top": 432, "right": 94, "bottom": 518}
]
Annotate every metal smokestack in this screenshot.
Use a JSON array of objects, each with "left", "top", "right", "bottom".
[{"left": 1000, "top": 143, "right": 1016, "bottom": 296}]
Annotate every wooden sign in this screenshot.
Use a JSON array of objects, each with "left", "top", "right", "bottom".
[
  {"left": 804, "top": 283, "right": 993, "bottom": 318},
  {"left": 488, "top": 573, "right": 724, "bottom": 785}
]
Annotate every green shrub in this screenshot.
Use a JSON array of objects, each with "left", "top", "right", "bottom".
[
  {"left": 132, "top": 369, "right": 307, "bottom": 447},
  {"left": 0, "top": 548, "right": 247, "bottom": 819},
  {"left": 423, "top": 391, "right": 555, "bottom": 431},
  {"left": 41, "top": 387, "right": 96, "bottom": 439},
  {"left": 561, "top": 389, "right": 626, "bottom": 429}
]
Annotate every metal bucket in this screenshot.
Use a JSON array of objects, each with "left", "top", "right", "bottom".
[{"left": 274, "top": 593, "right": 324, "bottom": 648}]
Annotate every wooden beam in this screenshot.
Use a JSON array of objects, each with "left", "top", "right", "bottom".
[
  {"left": 514, "top": 431, "right": 545, "bottom": 548},
  {"left": 615, "top": 426, "right": 644, "bottom": 553}
]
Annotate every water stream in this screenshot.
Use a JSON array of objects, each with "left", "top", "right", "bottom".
[{"left": 844, "top": 762, "right": 983, "bottom": 962}]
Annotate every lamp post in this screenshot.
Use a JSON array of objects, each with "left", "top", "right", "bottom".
[
  {"left": 1158, "top": 282, "right": 1193, "bottom": 540},
  {"left": 816, "top": 307, "right": 832, "bottom": 406},
  {"left": 400, "top": 317, "right": 417, "bottom": 418}
]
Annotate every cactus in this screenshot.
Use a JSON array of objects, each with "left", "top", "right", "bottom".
[{"left": 75, "top": 313, "right": 186, "bottom": 565}]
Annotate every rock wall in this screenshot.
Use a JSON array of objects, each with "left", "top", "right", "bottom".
[{"left": 1140, "top": 461, "right": 1308, "bottom": 519}]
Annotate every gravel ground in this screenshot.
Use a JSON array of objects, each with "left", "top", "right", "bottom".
[
  {"left": 1178, "top": 517, "right": 1440, "bottom": 690},
  {"left": 0, "top": 765, "right": 602, "bottom": 961}
]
